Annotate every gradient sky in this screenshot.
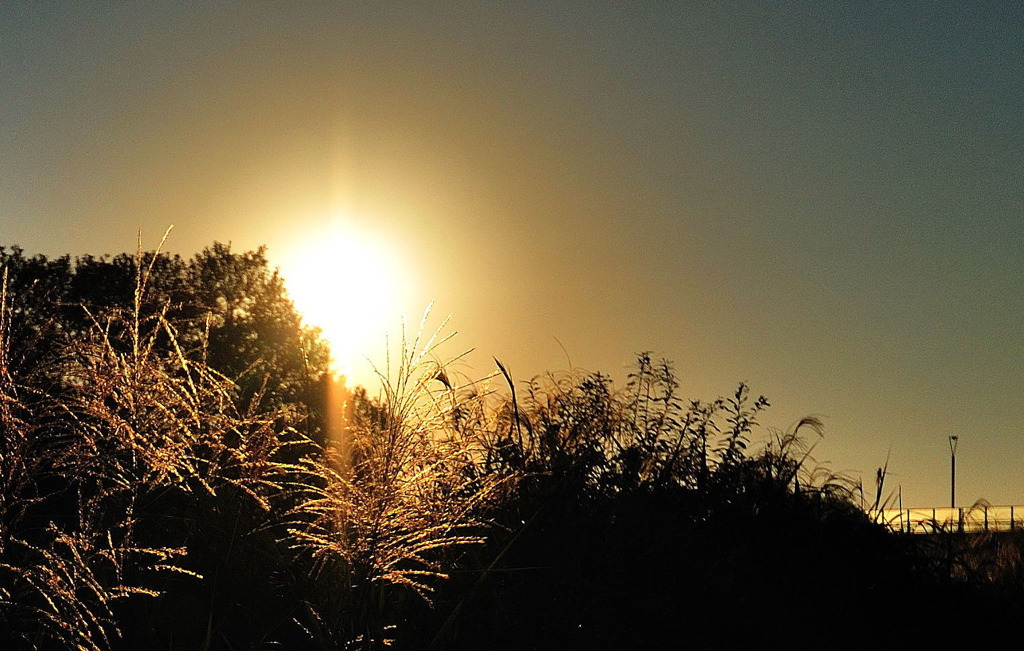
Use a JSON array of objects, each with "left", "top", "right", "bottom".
[{"left": 2, "top": 2, "right": 1022, "bottom": 508}]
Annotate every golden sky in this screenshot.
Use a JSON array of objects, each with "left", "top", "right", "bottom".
[{"left": 2, "top": 2, "right": 1022, "bottom": 508}]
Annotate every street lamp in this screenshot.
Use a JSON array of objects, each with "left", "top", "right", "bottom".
[{"left": 949, "top": 435, "right": 959, "bottom": 509}]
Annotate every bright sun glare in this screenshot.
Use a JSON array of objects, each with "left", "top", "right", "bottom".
[{"left": 278, "top": 218, "right": 403, "bottom": 387}]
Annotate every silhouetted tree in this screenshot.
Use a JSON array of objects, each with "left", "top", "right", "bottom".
[{"left": 0, "top": 242, "right": 330, "bottom": 441}]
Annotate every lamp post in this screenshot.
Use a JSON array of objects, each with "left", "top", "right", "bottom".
[{"left": 949, "top": 435, "right": 959, "bottom": 509}]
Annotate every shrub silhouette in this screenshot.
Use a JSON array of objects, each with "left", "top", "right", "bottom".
[
  {"left": 2, "top": 240, "right": 1019, "bottom": 650},
  {"left": 425, "top": 357, "right": 917, "bottom": 650}
]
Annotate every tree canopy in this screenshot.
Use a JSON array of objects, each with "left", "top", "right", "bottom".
[{"left": 0, "top": 242, "right": 330, "bottom": 440}]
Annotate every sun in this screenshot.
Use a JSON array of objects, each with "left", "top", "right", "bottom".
[{"left": 277, "top": 217, "right": 404, "bottom": 388}]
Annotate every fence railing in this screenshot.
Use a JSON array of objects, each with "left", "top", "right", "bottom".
[{"left": 872, "top": 505, "right": 1024, "bottom": 534}]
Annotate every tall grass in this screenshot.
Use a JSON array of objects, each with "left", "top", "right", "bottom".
[
  {"left": 4, "top": 237, "right": 955, "bottom": 649},
  {"left": 285, "top": 311, "right": 509, "bottom": 647},
  {"left": 0, "top": 237, "right": 310, "bottom": 649}
]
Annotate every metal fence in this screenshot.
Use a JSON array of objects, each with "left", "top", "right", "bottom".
[{"left": 872, "top": 505, "right": 1024, "bottom": 534}]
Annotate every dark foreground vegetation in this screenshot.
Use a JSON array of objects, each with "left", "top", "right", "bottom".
[{"left": 1, "top": 242, "right": 1022, "bottom": 650}]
